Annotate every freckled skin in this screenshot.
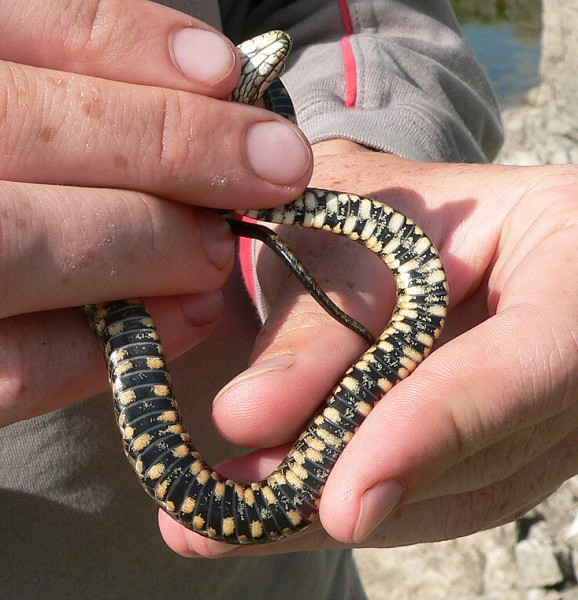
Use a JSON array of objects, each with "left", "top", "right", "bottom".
[
  {"left": 83, "top": 32, "right": 448, "bottom": 545},
  {"left": 113, "top": 154, "right": 129, "bottom": 169},
  {"left": 39, "top": 125, "right": 57, "bottom": 142}
]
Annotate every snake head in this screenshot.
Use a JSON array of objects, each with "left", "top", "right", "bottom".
[{"left": 232, "top": 30, "right": 293, "bottom": 105}]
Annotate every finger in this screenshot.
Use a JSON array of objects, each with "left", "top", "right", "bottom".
[
  {"left": 0, "top": 182, "right": 234, "bottom": 317},
  {"left": 157, "top": 446, "right": 290, "bottom": 558},
  {"left": 210, "top": 148, "right": 492, "bottom": 448},
  {"left": 170, "top": 427, "right": 578, "bottom": 557},
  {"left": 158, "top": 445, "right": 339, "bottom": 558},
  {"left": 318, "top": 198, "right": 578, "bottom": 542},
  {"left": 0, "top": 0, "right": 239, "bottom": 95},
  {"left": 0, "top": 64, "right": 312, "bottom": 207},
  {"left": 212, "top": 226, "right": 396, "bottom": 447},
  {"left": 0, "top": 291, "right": 223, "bottom": 427},
  {"left": 411, "top": 403, "right": 578, "bottom": 501},
  {"left": 318, "top": 301, "right": 577, "bottom": 543},
  {"left": 358, "top": 430, "right": 578, "bottom": 548},
  {"left": 160, "top": 509, "right": 335, "bottom": 559}
]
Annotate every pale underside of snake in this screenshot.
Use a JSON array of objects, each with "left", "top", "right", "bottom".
[{"left": 84, "top": 31, "right": 448, "bottom": 545}]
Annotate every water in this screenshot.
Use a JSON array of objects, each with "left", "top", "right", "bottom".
[
  {"left": 461, "top": 22, "right": 542, "bottom": 107},
  {"left": 449, "top": 0, "right": 543, "bottom": 107}
]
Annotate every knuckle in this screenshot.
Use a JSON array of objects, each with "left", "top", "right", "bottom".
[
  {"left": 452, "top": 488, "right": 502, "bottom": 537},
  {"left": 156, "top": 90, "right": 213, "bottom": 180},
  {"left": 0, "top": 63, "right": 11, "bottom": 129},
  {"left": 524, "top": 167, "right": 578, "bottom": 226},
  {"left": 61, "top": 0, "right": 158, "bottom": 73},
  {"left": 0, "top": 183, "right": 34, "bottom": 311},
  {"left": 454, "top": 472, "right": 549, "bottom": 537},
  {"left": 539, "top": 166, "right": 578, "bottom": 197},
  {"left": 445, "top": 398, "right": 482, "bottom": 464},
  {"left": 61, "top": 0, "right": 117, "bottom": 64},
  {"left": 0, "top": 63, "right": 73, "bottom": 179},
  {"left": 0, "top": 62, "right": 32, "bottom": 171}
]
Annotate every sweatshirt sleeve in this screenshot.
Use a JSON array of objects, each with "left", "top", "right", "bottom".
[{"left": 220, "top": 0, "right": 503, "bottom": 163}]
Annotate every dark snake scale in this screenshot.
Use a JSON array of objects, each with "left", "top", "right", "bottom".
[{"left": 84, "top": 32, "right": 448, "bottom": 545}]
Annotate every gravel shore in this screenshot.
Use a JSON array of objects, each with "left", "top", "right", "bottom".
[
  {"left": 354, "top": 477, "right": 578, "bottom": 600},
  {"left": 354, "top": 1, "right": 577, "bottom": 598}
]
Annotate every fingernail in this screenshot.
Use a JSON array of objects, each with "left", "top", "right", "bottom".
[
  {"left": 195, "top": 211, "right": 234, "bottom": 270},
  {"left": 213, "top": 354, "right": 294, "bottom": 406},
  {"left": 353, "top": 480, "right": 405, "bottom": 543},
  {"left": 178, "top": 290, "right": 224, "bottom": 326},
  {"left": 244, "top": 122, "right": 311, "bottom": 185},
  {"left": 171, "top": 28, "right": 236, "bottom": 84}
]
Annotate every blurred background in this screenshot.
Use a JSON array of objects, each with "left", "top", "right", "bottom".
[{"left": 451, "top": 0, "right": 542, "bottom": 107}]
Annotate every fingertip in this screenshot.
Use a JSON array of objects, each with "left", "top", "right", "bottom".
[
  {"left": 211, "top": 354, "right": 298, "bottom": 446},
  {"left": 244, "top": 121, "right": 312, "bottom": 186},
  {"left": 158, "top": 510, "right": 196, "bottom": 557},
  {"left": 211, "top": 310, "right": 369, "bottom": 448},
  {"left": 319, "top": 439, "right": 406, "bottom": 543},
  {"left": 194, "top": 210, "right": 236, "bottom": 272},
  {"left": 170, "top": 27, "right": 238, "bottom": 90},
  {"left": 177, "top": 290, "right": 225, "bottom": 326},
  {"left": 145, "top": 293, "right": 224, "bottom": 360},
  {"left": 213, "top": 353, "right": 295, "bottom": 406},
  {"left": 158, "top": 510, "right": 238, "bottom": 559},
  {"left": 352, "top": 480, "right": 405, "bottom": 543}
]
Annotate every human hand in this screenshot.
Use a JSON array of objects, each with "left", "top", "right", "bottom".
[
  {"left": 0, "top": 0, "right": 312, "bottom": 427},
  {"left": 163, "top": 140, "right": 577, "bottom": 557}
]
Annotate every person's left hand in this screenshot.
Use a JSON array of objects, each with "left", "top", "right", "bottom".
[{"left": 160, "top": 140, "right": 578, "bottom": 558}]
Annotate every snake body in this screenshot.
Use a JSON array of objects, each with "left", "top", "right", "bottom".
[{"left": 85, "top": 32, "right": 448, "bottom": 545}]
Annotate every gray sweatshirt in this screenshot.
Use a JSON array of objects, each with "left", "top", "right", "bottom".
[{"left": 0, "top": 2, "right": 502, "bottom": 599}]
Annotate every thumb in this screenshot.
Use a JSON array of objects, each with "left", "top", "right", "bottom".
[{"left": 211, "top": 225, "right": 395, "bottom": 449}]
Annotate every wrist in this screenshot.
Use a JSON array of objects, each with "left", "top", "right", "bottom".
[{"left": 312, "top": 138, "right": 373, "bottom": 158}]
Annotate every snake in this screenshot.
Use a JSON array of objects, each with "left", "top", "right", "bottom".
[{"left": 84, "top": 31, "right": 448, "bottom": 545}]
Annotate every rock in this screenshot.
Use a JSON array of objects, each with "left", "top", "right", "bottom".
[
  {"left": 524, "top": 85, "right": 550, "bottom": 107},
  {"left": 569, "top": 514, "right": 578, "bottom": 550},
  {"left": 498, "top": 148, "right": 542, "bottom": 166},
  {"left": 544, "top": 147, "right": 570, "bottom": 164},
  {"left": 546, "top": 115, "right": 574, "bottom": 136},
  {"left": 558, "top": 545, "right": 577, "bottom": 581},
  {"left": 560, "top": 585, "right": 578, "bottom": 600},
  {"left": 353, "top": 541, "right": 485, "bottom": 600},
  {"left": 496, "top": 0, "right": 577, "bottom": 168},
  {"left": 483, "top": 546, "right": 518, "bottom": 593},
  {"left": 505, "top": 111, "right": 528, "bottom": 132},
  {"left": 475, "top": 592, "right": 525, "bottom": 600},
  {"left": 525, "top": 588, "right": 560, "bottom": 600},
  {"left": 515, "top": 539, "right": 564, "bottom": 588}
]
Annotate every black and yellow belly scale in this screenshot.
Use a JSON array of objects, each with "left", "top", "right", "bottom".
[{"left": 85, "top": 188, "right": 447, "bottom": 544}]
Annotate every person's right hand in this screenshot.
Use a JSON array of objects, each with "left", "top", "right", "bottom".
[{"left": 0, "top": 0, "right": 313, "bottom": 427}]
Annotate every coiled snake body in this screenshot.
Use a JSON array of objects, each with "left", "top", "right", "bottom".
[{"left": 85, "top": 31, "right": 448, "bottom": 545}]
